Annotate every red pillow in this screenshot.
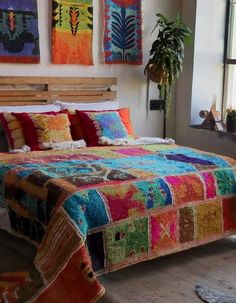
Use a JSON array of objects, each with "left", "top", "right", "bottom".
[
  {"left": 14, "top": 110, "right": 67, "bottom": 151},
  {"left": 67, "top": 111, "right": 85, "bottom": 141}
]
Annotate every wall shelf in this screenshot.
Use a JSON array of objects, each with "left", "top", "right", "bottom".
[{"left": 190, "top": 125, "right": 236, "bottom": 137}]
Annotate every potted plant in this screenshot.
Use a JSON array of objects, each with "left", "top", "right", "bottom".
[
  {"left": 144, "top": 13, "right": 192, "bottom": 102},
  {"left": 226, "top": 108, "right": 236, "bottom": 133}
]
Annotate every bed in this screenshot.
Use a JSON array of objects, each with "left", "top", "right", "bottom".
[{"left": 0, "top": 77, "right": 236, "bottom": 303}]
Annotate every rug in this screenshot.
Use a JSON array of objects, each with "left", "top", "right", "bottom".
[{"left": 195, "top": 284, "right": 236, "bottom": 303}]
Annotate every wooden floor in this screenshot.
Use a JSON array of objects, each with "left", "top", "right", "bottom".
[{"left": 0, "top": 230, "right": 236, "bottom": 303}]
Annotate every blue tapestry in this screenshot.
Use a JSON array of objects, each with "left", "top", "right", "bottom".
[
  {"left": 104, "top": 0, "right": 143, "bottom": 64},
  {"left": 0, "top": 0, "right": 40, "bottom": 63}
]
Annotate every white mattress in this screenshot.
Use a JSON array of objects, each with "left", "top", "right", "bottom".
[{"left": 0, "top": 207, "right": 11, "bottom": 233}]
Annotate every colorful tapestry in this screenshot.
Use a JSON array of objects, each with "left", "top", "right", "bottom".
[
  {"left": 0, "top": 0, "right": 40, "bottom": 63},
  {"left": 104, "top": 0, "right": 143, "bottom": 64},
  {"left": 52, "top": 0, "right": 93, "bottom": 65},
  {"left": 1, "top": 145, "right": 236, "bottom": 303}
]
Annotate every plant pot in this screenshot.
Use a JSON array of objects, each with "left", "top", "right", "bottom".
[
  {"left": 226, "top": 115, "right": 236, "bottom": 132},
  {"left": 145, "top": 63, "right": 167, "bottom": 84}
]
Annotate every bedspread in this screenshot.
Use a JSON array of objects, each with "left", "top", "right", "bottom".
[{"left": 1, "top": 144, "right": 236, "bottom": 303}]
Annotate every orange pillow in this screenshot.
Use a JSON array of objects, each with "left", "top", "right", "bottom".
[
  {"left": 29, "top": 113, "right": 72, "bottom": 149},
  {"left": 118, "top": 108, "right": 135, "bottom": 137}
]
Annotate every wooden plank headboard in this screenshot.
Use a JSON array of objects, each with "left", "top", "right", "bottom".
[{"left": 0, "top": 76, "right": 117, "bottom": 106}]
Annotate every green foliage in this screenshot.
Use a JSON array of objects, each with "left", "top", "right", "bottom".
[
  {"left": 226, "top": 108, "right": 236, "bottom": 117},
  {"left": 145, "top": 13, "right": 192, "bottom": 101}
]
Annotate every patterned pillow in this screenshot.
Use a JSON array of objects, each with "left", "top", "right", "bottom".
[
  {"left": 76, "top": 110, "right": 129, "bottom": 146},
  {"left": 29, "top": 113, "right": 72, "bottom": 149},
  {"left": 14, "top": 111, "right": 71, "bottom": 151},
  {"left": 0, "top": 113, "right": 26, "bottom": 150}
]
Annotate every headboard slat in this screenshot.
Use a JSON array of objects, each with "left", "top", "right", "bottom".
[{"left": 0, "top": 76, "right": 117, "bottom": 105}]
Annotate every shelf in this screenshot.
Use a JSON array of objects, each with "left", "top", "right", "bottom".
[{"left": 190, "top": 125, "right": 236, "bottom": 136}]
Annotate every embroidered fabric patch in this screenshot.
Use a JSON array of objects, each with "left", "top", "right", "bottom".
[
  {"left": 201, "top": 172, "right": 217, "bottom": 199},
  {"left": 151, "top": 210, "right": 177, "bottom": 252},
  {"left": 214, "top": 169, "right": 236, "bottom": 196},
  {"left": 179, "top": 206, "right": 194, "bottom": 243},
  {"left": 105, "top": 217, "right": 149, "bottom": 267},
  {"left": 99, "top": 183, "right": 145, "bottom": 221},
  {"left": 63, "top": 190, "right": 110, "bottom": 236},
  {"left": 166, "top": 174, "right": 204, "bottom": 205},
  {"left": 195, "top": 200, "right": 223, "bottom": 240}
]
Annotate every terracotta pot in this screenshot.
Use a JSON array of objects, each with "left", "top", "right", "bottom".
[
  {"left": 145, "top": 64, "right": 166, "bottom": 84},
  {"left": 226, "top": 115, "right": 236, "bottom": 132}
]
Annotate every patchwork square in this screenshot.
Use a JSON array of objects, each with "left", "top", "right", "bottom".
[
  {"left": 113, "top": 148, "right": 152, "bottom": 157},
  {"left": 99, "top": 183, "right": 145, "bottom": 221},
  {"left": 179, "top": 207, "right": 194, "bottom": 243},
  {"left": 105, "top": 217, "right": 149, "bottom": 267},
  {"left": 201, "top": 172, "right": 217, "bottom": 199},
  {"left": 134, "top": 178, "right": 172, "bottom": 209},
  {"left": 166, "top": 174, "right": 204, "bottom": 205},
  {"left": 223, "top": 198, "right": 236, "bottom": 231},
  {"left": 151, "top": 210, "right": 177, "bottom": 252},
  {"left": 195, "top": 199, "right": 223, "bottom": 240},
  {"left": 63, "top": 190, "right": 110, "bottom": 237},
  {"left": 214, "top": 169, "right": 236, "bottom": 196}
]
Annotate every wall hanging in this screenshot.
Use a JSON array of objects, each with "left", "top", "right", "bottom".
[
  {"left": 0, "top": 0, "right": 40, "bottom": 63},
  {"left": 52, "top": 0, "right": 93, "bottom": 65},
  {"left": 103, "top": 0, "right": 143, "bottom": 65}
]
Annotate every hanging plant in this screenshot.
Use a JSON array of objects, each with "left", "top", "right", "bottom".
[{"left": 144, "top": 13, "right": 192, "bottom": 104}]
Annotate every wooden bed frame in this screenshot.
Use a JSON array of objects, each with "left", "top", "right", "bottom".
[{"left": 0, "top": 76, "right": 117, "bottom": 106}]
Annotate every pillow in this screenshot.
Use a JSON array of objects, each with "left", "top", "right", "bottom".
[
  {"left": 67, "top": 111, "right": 85, "bottom": 141},
  {"left": 0, "top": 104, "right": 60, "bottom": 113},
  {"left": 14, "top": 111, "right": 68, "bottom": 151},
  {"left": 0, "top": 105, "right": 61, "bottom": 151},
  {"left": 29, "top": 113, "right": 72, "bottom": 149},
  {"left": 0, "top": 113, "right": 26, "bottom": 150},
  {"left": 118, "top": 108, "right": 135, "bottom": 137},
  {"left": 54, "top": 101, "right": 120, "bottom": 111},
  {"left": 76, "top": 110, "right": 129, "bottom": 146},
  {"left": 67, "top": 108, "right": 134, "bottom": 141}
]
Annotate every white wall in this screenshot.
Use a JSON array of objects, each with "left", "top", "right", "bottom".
[
  {"left": 176, "top": 0, "right": 236, "bottom": 159},
  {"left": 0, "top": 0, "right": 181, "bottom": 138}
]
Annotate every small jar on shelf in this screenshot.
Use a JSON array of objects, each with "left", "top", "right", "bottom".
[{"left": 226, "top": 108, "right": 236, "bottom": 133}]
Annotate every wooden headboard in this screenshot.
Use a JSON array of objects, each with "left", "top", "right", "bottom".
[{"left": 0, "top": 76, "right": 117, "bottom": 106}]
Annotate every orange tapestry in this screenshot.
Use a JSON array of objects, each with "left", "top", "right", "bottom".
[{"left": 52, "top": 0, "right": 93, "bottom": 65}]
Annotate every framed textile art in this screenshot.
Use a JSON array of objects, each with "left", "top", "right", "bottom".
[
  {"left": 0, "top": 0, "right": 40, "bottom": 63},
  {"left": 52, "top": 0, "right": 93, "bottom": 65},
  {"left": 104, "top": 0, "right": 143, "bottom": 65}
]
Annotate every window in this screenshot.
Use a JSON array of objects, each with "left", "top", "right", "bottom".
[{"left": 224, "top": 0, "right": 236, "bottom": 112}]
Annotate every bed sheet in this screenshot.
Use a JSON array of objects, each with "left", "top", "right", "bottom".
[{"left": 0, "top": 145, "right": 236, "bottom": 303}]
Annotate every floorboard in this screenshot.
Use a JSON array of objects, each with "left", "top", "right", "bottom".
[{"left": 0, "top": 230, "right": 236, "bottom": 303}]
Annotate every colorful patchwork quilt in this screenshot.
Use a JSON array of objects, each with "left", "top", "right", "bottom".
[{"left": 0, "top": 144, "right": 236, "bottom": 303}]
